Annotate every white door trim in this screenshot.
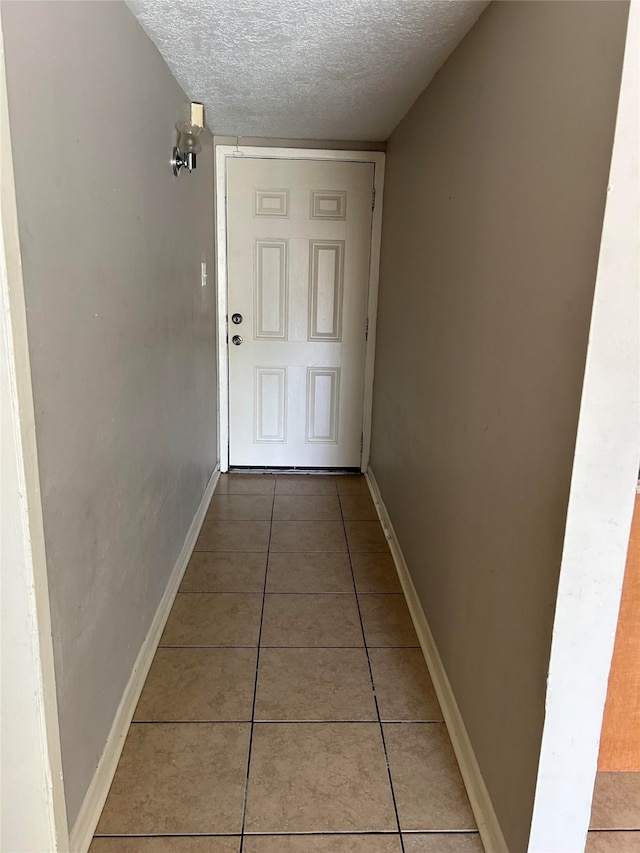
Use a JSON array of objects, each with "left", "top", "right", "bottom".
[
  {"left": 1, "top": 17, "right": 69, "bottom": 849},
  {"left": 215, "top": 145, "right": 385, "bottom": 473}
]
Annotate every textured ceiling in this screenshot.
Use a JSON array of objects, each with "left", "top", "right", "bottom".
[{"left": 124, "top": 0, "right": 489, "bottom": 141}]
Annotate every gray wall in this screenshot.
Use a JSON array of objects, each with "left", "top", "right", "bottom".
[
  {"left": 369, "top": 2, "right": 628, "bottom": 850},
  {"left": 1, "top": 0, "right": 217, "bottom": 828}
]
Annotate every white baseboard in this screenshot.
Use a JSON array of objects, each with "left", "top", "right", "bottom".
[
  {"left": 69, "top": 467, "right": 219, "bottom": 853},
  {"left": 365, "top": 468, "right": 508, "bottom": 853}
]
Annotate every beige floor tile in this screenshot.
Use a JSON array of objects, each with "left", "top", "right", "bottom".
[
  {"left": 91, "top": 838, "right": 240, "bottom": 853},
  {"left": 345, "top": 520, "right": 390, "bottom": 552},
  {"left": 403, "top": 834, "right": 485, "bottom": 852},
  {"left": 95, "top": 723, "right": 249, "bottom": 835},
  {"left": 261, "top": 594, "right": 364, "bottom": 647},
  {"left": 590, "top": 772, "right": 640, "bottom": 829},
  {"left": 255, "top": 648, "right": 376, "bottom": 721},
  {"left": 274, "top": 495, "right": 341, "bottom": 520},
  {"left": 384, "top": 724, "right": 477, "bottom": 831},
  {"left": 243, "top": 835, "right": 402, "bottom": 852},
  {"left": 266, "top": 552, "right": 354, "bottom": 593},
  {"left": 216, "top": 474, "right": 275, "bottom": 494},
  {"left": 352, "top": 552, "right": 402, "bottom": 593},
  {"left": 586, "top": 831, "right": 640, "bottom": 852},
  {"left": 195, "top": 519, "right": 271, "bottom": 552},
  {"left": 340, "top": 493, "right": 378, "bottom": 520},
  {"left": 160, "top": 593, "right": 262, "bottom": 646},
  {"left": 359, "top": 594, "right": 419, "bottom": 647},
  {"left": 336, "top": 475, "right": 370, "bottom": 495},
  {"left": 206, "top": 494, "right": 273, "bottom": 520},
  {"left": 275, "top": 475, "right": 338, "bottom": 495},
  {"left": 180, "top": 552, "right": 267, "bottom": 592},
  {"left": 369, "top": 648, "right": 442, "bottom": 721},
  {"left": 133, "top": 648, "right": 257, "bottom": 721},
  {"left": 245, "top": 723, "right": 397, "bottom": 832},
  {"left": 270, "top": 520, "right": 347, "bottom": 552}
]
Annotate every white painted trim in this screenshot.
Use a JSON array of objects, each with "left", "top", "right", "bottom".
[
  {"left": 214, "top": 144, "right": 385, "bottom": 473},
  {"left": 361, "top": 157, "right": 384, "bottom": 472},
  {"left": 214, "top": 145, "right": 229, "bottom": 471},
  {"left": 0, "top": 17, "right": 70, "bottom": 850},
  {"left": 528, "top": 4, "right": 640, "bottom": 850},
  {"left": 68, "top": 467, "right": 219, "bottom": 853},
  {"left": 365, "top": 467, "right": 509, "bottom": 853}
]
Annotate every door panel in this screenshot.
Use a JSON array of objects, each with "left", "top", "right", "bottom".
[{"left": 227, "top": 157, "right": 374, "bottom": 467}]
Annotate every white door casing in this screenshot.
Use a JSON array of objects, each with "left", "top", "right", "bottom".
[{"left": 216, "top": 148, "right": 385, "bottom": 470}]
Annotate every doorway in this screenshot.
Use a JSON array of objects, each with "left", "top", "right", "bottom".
[{"left": 215, "top": 146, "right": 385, "bottom": 472}]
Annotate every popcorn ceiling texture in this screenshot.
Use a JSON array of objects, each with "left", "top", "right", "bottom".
[{"left": 124, "top": 0, "right": 489, "bottom": 141}]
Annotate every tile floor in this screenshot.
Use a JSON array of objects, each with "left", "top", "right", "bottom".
[
  {"left": 586, "top": 771, "right": 640, "bottom": 852},
  {"left": 91, "top": 473, "right": 484, "bottom": 853}
]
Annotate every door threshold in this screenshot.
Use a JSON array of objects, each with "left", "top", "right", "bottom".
[{"left": 228, "top": 466, "right": 362, "bottom": 475}]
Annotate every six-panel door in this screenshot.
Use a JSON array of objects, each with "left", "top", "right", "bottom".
[{"left": 227, "top": 157, "right": 374, "bottom": 467}]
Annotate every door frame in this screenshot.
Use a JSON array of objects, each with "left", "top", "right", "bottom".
[{"left": 215, "top": 145, "right": 385, "bottom": 473}]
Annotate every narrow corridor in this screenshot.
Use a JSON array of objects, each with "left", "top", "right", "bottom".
[{"left": 90, "top": 473, "right": 483, "bottom": 851}]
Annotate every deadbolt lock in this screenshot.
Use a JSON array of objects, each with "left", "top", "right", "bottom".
[{"left": 231, "top": 313, "right": 243, "bottom": 325}]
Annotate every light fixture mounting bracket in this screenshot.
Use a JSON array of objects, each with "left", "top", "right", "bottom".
[
  {"left": 172, "top": 146, "right": 184, "bottom": 176},
  {"left": 172, "top": 146, "right": 197, "bottom": 176}
]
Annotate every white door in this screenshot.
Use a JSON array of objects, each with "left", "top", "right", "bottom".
[{"left": 226, "top": 157, "right": 374, "bottom": 468}]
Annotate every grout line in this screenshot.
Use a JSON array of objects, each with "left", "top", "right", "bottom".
[
  {"left": 587, "top": 828, "right": 640, "bottom": 833},
  {"left": 173, "top": 590, "right": 413, "bottom": 597},
  {"left": 339, "top": 495, "right": 407, "bottom": 853},
  {"left": 266, "top": 590, "right": 403, "bottom": 595},
  {"left": 94, "top": 830, "right": 485, "bottom": 839},
  {"left": 178, "top": 590, "right": 267, "bottom": 595},
  {"left": 193, "top": 549, "right": 270, "bottom": 553},
  {"left": 93, "top": 831, "right": 408, "bottom": 838},
  {"left": 172, "top": 591, "right": 263, "bottom": 595},
  {"left": 195, "top": 549, "right": 352, "bottom": 554},
  {"left": 130, "top": 720, "right": 252, "bottom": 725},
  {"left": 259, "top": 644, "right": 420, "bottom": 649},
  {"left": 157, "top": 644, "right": 259, "bottom": 649},
  {"left": 157, "top": 644, "right": 421, "bottom": 650},
  {"left": 238, "top": 487, "right": 276, "bottom": 851},
  {"left": 129, "top": 719, "right": 446, "bottom": 725}
]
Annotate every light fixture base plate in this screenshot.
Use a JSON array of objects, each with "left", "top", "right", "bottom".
[{"left": 172, "top": 146, "right": 182, "bottom": 176}]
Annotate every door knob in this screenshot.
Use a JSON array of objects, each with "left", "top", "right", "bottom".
[
  {"left": 232, "top": 313, "right": 243, "bottom": 325},
  {"left": 232, "top": 335, "right": 243, "bottom": 346}
]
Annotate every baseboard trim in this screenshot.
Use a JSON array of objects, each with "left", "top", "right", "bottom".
[
  {"left": 69, "top": 467, "right": 219, "bottom": 853},
  {"left": 365, "top": 468, "right": 508, "bottom": 853}
]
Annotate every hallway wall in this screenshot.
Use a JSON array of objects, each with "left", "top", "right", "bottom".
[
  {"left": 369, "top": 1, "right": 629, "bottom": 850},
  {"left": 1, "top": 0, "right": 217, "bottom": 830}
]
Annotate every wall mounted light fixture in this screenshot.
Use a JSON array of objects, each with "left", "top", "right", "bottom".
[{"left": 172, "top": 102, "right": 204, "bottom": 176}]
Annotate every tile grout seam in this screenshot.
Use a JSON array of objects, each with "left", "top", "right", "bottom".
[
  {"left": 338, "top": 488, "right": 407, "bottom": 853},
  {"left": 131, "top": 719, "right": 446, "bottom": 725},
  {"left": 238, "top": 480, "right": 276, "bottom": 851},
  {"left": 176, "top": 591, "right": 406, "bottom": 595},
  {"left": 157, "top": 644, "right": 421, "bottom": 649}
]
